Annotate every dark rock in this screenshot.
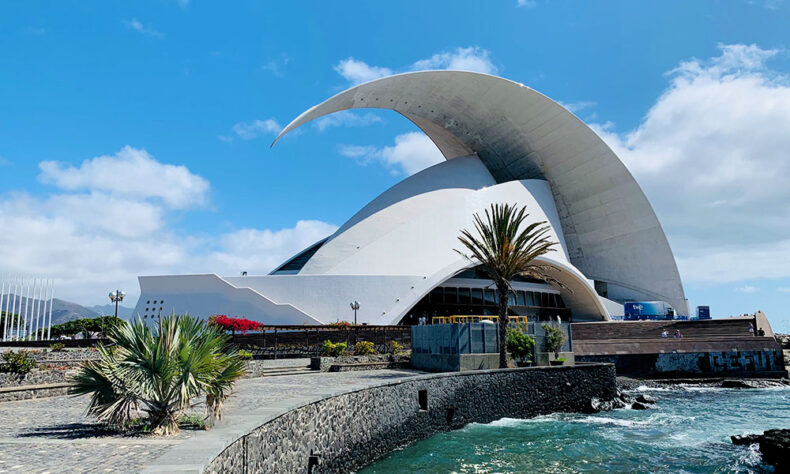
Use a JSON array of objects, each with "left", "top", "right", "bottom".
[
  {"left": 631, "top": 401, "right": 649, "bottom": 410},
  {"left": 731, "top": 429, "right": 790, "bottom": 470},
  {"left": 635, "top": 394, "right": 656, "bottom": 404},
  {"left": 721, "top": 379, "right": 787, "bottom": 389},
  {"left": 585, "top": 397, "right": 603, "bottom": 413},
  {"left": 721, "top": 379, "right": 754, "bottom": 389}
]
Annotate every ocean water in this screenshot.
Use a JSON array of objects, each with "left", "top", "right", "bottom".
[{"left": 362, "top": 386, "right": 790, "bottom": 473}]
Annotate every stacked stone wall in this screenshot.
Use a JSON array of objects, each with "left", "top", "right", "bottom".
[{"left": 206, "top": 363, "right": 616, "bottom": 473}]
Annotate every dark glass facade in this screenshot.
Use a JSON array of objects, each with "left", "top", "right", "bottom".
[{"left": 400, "top": 285, "right": 570, "bottom": 325}]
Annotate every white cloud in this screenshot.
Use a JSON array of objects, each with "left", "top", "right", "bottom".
[
  {"left": 590, "top": 44, "right": 790, "bottom": 284},
  {"left": 209, "top": 220, "right": 338, "bottom": 273},
  {"left": 517, "top": 0, "right": 537, "bottom": 7},
  {"left": 261, "top": 54, "right": 290, "bottom": 77},
  {"left": 334, "top": 46, "right": 498, "bottom": 85},
  {"left": 0, "top": 149, "right": 336, "bottom": 306},
  {"left": 778, "top": 287, "right": 790, "bottom": 293},
  {"left": 0, "top": 155, "right": 9, "bottom": 166},
  {"left": 736, "top": 285, "right": 759, "bottom": 293},
  {"left": 232, "top": 119, "right": 282, "bottom": 139},
  {"left": 314, "top": 111, "right": 383, "bottom": 131},
  {"left": 557, "top": 100, "right": 597, "bottom": 114},
  {"left": 123, "top": 18, "right": 163, "bottom": 38},
  {"left": 339, "top": 132, "right": 444, "bottom": 176},
  {"left": 38, "top": 146, "right": 209, "bottom": 210},
  {"left": 333, "top": 58, "right": 393, "bottom": 85},
  {"left": 411, "top": 46, "right": 498, "bottom": 75}
]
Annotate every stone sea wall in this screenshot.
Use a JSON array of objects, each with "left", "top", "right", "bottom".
[{"left": 205, "top": 363, "right": 616, "bottom": 473}]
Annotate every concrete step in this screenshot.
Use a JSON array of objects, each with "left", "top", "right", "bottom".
[{"left": 253, "top": 366, "right": 314, "bottom": 377}]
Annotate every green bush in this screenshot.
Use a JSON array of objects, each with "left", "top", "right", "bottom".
[
  {"left": 1, "top": 350, "right": 37, "bottom": 374},
  {"left": 385, "top": 340, "right": 404, "bottom": 355},
  {"left": 70, "top": 316, "right": 246, "bottom": 435},
  {"left": 321, "top": 340, "right": 347, "bottom": 357},
  {"left": 237, "top": 349, "right": 253, "bottom": 360},
  {"left": 49, "top": 343, "right": 66, "bottom": 352},
  {"left": 506, "top": 326, "right": 535, "bottom": 362},
  {"left": 541, "top": 323, "right": 567, "bottom": 357},
  {"left": 354, "top": 340, "right": 376, "bottom": 355},
  {"left": 47, "top": 316, "right": 123, "bottom": 339}
]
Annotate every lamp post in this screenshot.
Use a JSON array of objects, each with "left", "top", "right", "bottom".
[
  {"left": 109, "top": 289, "right": 125, "bottom": 325},
  {"left": 350, "top": 300, "right": 360, "bottom": 325}
]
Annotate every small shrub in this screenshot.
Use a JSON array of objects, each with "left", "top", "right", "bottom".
[
  {"left": 49, "top": 343, "right": 66, "bottom": 352},
  {"left": 328, "top": 321, "right": 352, "bottom": 327},
  {"left": 385, "top": 340, "right": 404, "bottom": 355},
  {"left": 541, "top": 323, "right": 567, "bottom": 358},
  {"left": 506, "top": 325, "right": 535, "bottom": 363},
  {"left": 354, "top": 340, "right": 376, "bottom": 356},
  {"left": 178, "top": 414, "right": 208, "bottom": 430},
  {"left": 321, "top": 340, "right": 347, "bottom": 357},
  {"left": 237, "top": 349, "right": 253, "bottom": 360},
  {"left": 1, "top": 350, "right": 37, "bottom": 374}
]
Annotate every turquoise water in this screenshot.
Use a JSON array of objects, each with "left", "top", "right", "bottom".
[{"left": 362, "top": 386, "right": 790, "bottom": 473}]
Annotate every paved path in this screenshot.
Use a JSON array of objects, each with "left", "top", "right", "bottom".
[{"left": 0, "top": 370, "right": 420, "bottom": 473}]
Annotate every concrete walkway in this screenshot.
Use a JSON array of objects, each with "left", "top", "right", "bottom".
[{"left": 0, "top": 370, "right": 420, "bottom": 473}]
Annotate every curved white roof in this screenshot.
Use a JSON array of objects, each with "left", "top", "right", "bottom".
[{"left": 275, "top": 71, "right": 688, "bottom": 315}]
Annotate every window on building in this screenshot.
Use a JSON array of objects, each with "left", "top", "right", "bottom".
[
  {"left": 458, "top": 287, "right": 471, "bottom": 304},
  {"left": 508, "top": 292, "right": 516, "bottom": 306},
  {"left": 429, "top": 287, "right": 443, "bottom": 304},
  {"left": 516, "top": 291, "right": 526, "bottom": 306},
  {"left": 484, "top": 289, "right": 496, "bottom": 305},
  {"left": 444, "top": 287, "right": 458, "bottom": 304},
  {"left": 471, "top": 288, "right": 483, "bottom": 305}
]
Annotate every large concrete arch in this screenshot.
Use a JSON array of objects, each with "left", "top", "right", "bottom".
[{"left": 274, "top": 71, "right": 688, "bottom": 315}]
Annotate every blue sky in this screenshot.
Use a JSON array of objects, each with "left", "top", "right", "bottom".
[{"left": 1, "top": 1, "right": 789, "bottom": 331}]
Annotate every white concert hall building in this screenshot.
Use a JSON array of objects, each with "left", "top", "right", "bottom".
[{"left": 133, "top": 71, "right": 688, "bottom": 325}]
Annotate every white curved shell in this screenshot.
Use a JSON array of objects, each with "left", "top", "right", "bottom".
[{"left": 275, "top": 70, "right": 688, "bottom": 315}]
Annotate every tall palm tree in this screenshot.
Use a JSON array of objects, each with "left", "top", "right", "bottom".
[
  {"left": 456, "top": 203, "right": 558, "bottom": 369},
  {"left": 71, "top": 315, "right": 246, "bottom": 435}
]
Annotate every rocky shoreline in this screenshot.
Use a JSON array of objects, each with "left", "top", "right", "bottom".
[
  {"left": 732, "top": 429, "right": 790, "bottom": 471},
  {"left": 617, "top": 376, "right": 790, "bottom": 391}
]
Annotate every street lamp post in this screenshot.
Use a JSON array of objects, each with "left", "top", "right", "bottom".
[
  {"left": 109, "top": 289, "right": 126, "bottom": 326},
  {"left": 350, "top": 300, "right": 360, "bottom": 325}
]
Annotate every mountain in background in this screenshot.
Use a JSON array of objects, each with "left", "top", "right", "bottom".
[
  {"left": 87, "top": 304, "right": 134, "bottom": 319},
  {"left": 0, "top": 294, "right": 125, "bottom": 325}
]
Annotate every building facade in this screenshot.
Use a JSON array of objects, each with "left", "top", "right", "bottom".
[{"left": 134, "top": 71, "right": 688, "bottom": 325}]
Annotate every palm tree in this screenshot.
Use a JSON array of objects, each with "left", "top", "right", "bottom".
[
  {"left": 456, "top": 203, "right": 558, "bottom": 369},
  {"left": 71, "top": 315, "right": 246, "bottom": 435}
]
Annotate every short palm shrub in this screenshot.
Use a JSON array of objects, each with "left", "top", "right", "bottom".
[
  {"left": 49, "top": 343, "right": 66, "bottom": 352},
  {"left": 70, "top": 315, "right": 246, "bottom": 435},
  {"left": 354, "top": 341, "right": 376, "bottom": 355},
  {"left": 321, "top": 340, "right": 347, "bottom": 357},
  {"left": 0, "top": 350, "right": 37, "bottom": 374},
  {"left": 506, "top": 326, "right": 535, "bottom": 364},
  {"left": 385, "top": 340, "right": 404, "bottom": 355},
  {"left": 541, "top": 323, "right": 567, "bottom": 358},
  {"left": 237, "top": 349, "right": 253, "bottom": 360}
]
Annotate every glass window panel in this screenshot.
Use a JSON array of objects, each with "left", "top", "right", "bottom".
[
  {"left": 444, "top": 287, "right": 458, "bottom": 304},
  {"left": 526, "top": 292, "right": 535, "bottom": 306},
  {"left": 429, "top": 287, "right": 443, "bottom": 304},
  {"left": 556, "top": 294, "right": 565, "bottom": 308},
  {"left": 484, "top": 289, "right": 496, "bottom": 305},
  {"left": 458, "top": 287, "right": 471, "bottom": 304},
  {"left": 516, "top": 291, "right": 526, "bottom": 306},
  {"left": 508, "top": 292, "right": 516, "bottom": 306},
  {"left": 471, "top": 288, "right": 483, "bottom": 305}
]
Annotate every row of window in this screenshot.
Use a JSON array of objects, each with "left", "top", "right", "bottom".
[
  {"left": 427, "top": 287, "right": 565, "bottom": 308},
  {"left": 146, "top": 299, "right": 164, "bottom": 304}
]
